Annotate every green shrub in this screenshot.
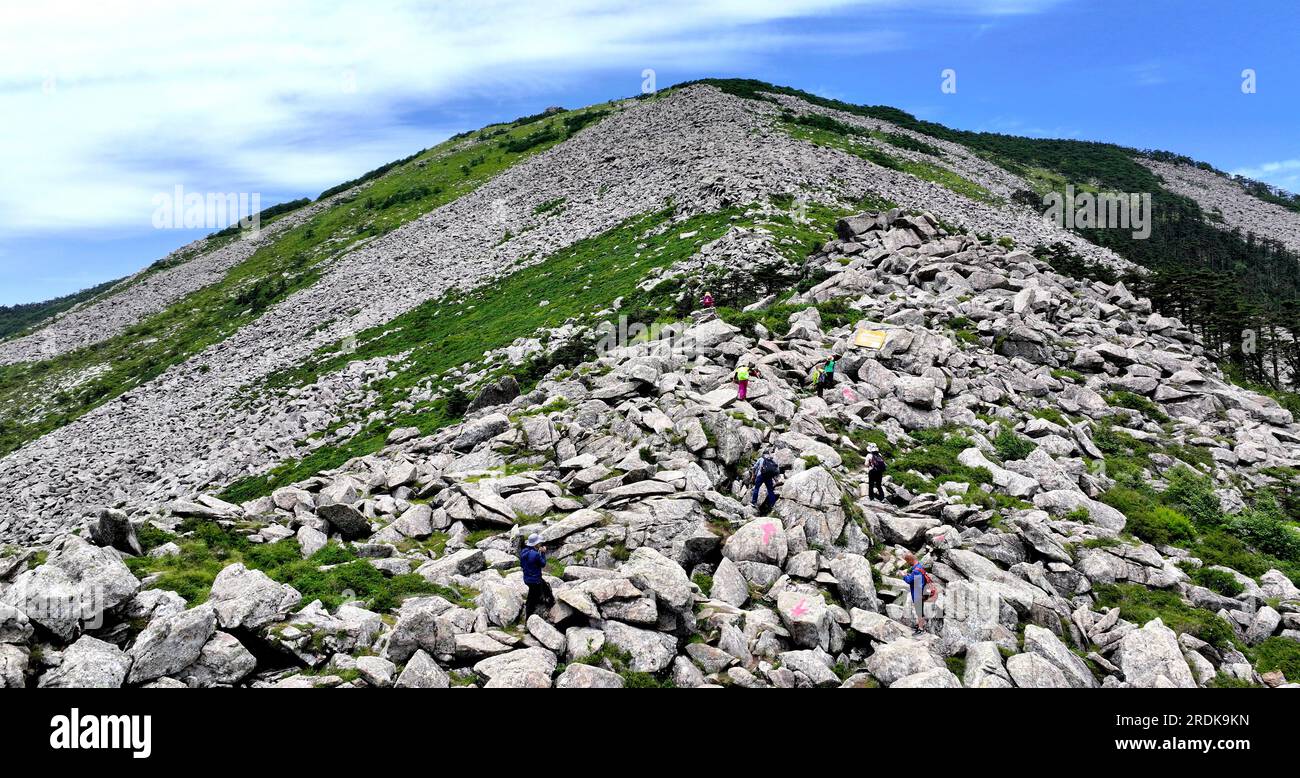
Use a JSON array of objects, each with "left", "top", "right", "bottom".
[
  {"left": 1207, "top": 673, "right": 1259, "bottom": 688},
  {"left": 1185, "top": 565, "right": 1245, "bottom": 596},
  {"left": 993, "top": 426, "right": 1036, "bottom": 461},
  {"left": 1162, "top": 467, "right": 1223, "bottom": 528},
  {"left": 1227, "top": 497, "right": 1300, "bottom": 562},
  {"left": 1032, "top": 407, "right": 1069, "bottom": 427},
  {"left": 1100, "top": 486, "right": 1195, "bottom": 546}
]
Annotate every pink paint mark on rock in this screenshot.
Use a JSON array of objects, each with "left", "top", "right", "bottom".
[
  {"left": 761, "top": 522, "right": 776, "bottom": 545},
  {"left": 791, "top": 600, "right": 809, "bottom": 618}
]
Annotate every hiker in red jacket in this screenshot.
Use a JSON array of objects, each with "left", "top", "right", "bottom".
[{"left": 700, "top": 291, "right": 714, "bottom": 308}]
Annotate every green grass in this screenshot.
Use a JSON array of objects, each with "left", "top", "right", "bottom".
[
  {"left": 1251, "top": 637, "right": 1300, "bottom": 682},
  {"left": 1091, "top": 583, "right": 1240, "bottom": 651},
  {"left": 692, "top": 574, "right": 714, "bottom": 596},
  {"left": 576, "top": 643, "right": 675, "bottom": 688},
  {"left": 124, "top": 519, "right": 459, "bottom": 611},
  {"left": 221, "top": 205, "right": 745, "bottom": 501},
  {"left": 886, "top": 426, "right": 992, "bottom": 494},
  {"left": 778, "top": 114, "right": 998, "bottom": 204},
  {"left": 0, "top": 103, "right": 618, "bottom": 459}
]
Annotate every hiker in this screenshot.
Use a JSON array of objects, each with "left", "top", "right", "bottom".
[
  {"left": 901, "top": 551, "right": 936, "bottom": 634},
  {"left": 519, "top": 533, "right": 554, "bottom": 618},
  {"left": 700, "top": 291, "right": 714, "bottom": 308},
  {"left": 866, "top": 442, "right": 886, "bottom": 501},
  {"left": 816, "top": 357, "right": 836, "bottom": 398},
  {"left": 734, "top": 362, "right": 758, "bottom": 400},
  {"left": 750, "top": 450, "right": 780, "bottom": 511}
]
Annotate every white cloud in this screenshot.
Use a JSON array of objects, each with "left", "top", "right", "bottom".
[{"left": 0, "top": 0, "right": 1062, "bottom": 236}]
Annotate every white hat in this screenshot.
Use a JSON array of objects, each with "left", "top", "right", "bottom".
[{"left": 525, "top": 533, "right": 543, "bottom": 547}]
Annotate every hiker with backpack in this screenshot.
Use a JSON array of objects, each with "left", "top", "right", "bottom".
[
  {"left": 902, "top": 551, "right": 937, "bottom": 634},
  {"left": 519, "top": 533, "right": 554, "bottom": 619},
  {"left": 734, "top": 362, "right": 758, "bottom": 400},
  {"left": 866, "top": 442, "right": 887, "bottom": 501},
  {"left": 701, "top": 291, "right": 714, "bottom": 308},
  {"left": 816, "top": 357, "right": 836, "bottom": 398},
  {"left": 750, "top": 450, "right": 780, "bottom": 511}
]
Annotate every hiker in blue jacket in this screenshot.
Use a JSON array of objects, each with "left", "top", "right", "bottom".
[
  {"left": 901, "top": 551, "right": 934, "bottom": 634},
  {"left": 519, "top": 533, "right": 554, "bottom": 618},
  {"left": 750, "top": 450, "right": 780, "bottom": 512}
]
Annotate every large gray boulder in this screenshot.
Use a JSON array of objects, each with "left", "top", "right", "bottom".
[
  {"left": 602, "top": 620, "right": 677, "bottom": 673},
  {"left": 1007, "top": 652, "right": 1070, "bottom": 688},
  {"left": 1033, "top": 489, "right": 1126, "bottom": 531},
  {"left": 963, "top": 641, "right": 1013, "bottom": 688},
  {"left": 777, "top": 467, "right": 846, "bottom": 547},
  {"left": 777, "top": 589, "right": 834, "bottom": 650},
  {"left": 556, "top": 663, "right": 625, "bottom": 689},
  {"left": 865, "top": 638, "right": 943, "bottom": 686},
  {"left": 723, "top": 517, "right": 788, "bottom": 567},
  {"left": 0, "top": 602, "right": 33, "bottom": 644},
  {"left": 395, "top": 649, "right": 451, "bottom": 688},
  {"left": 618, "top": 547, "right": 694, "bottom": 615},
  {"left": 1117, "top": 618, "right": 1196, "bottom": 688},
  {"left": 0, "top": 644, "right": 26, "bottom": 688},
  {"left": 892, "top": 667, "right": 962, "bottom": 688},
  {"left": 416, "top": 549, "right": 486, "bottom": 584},
  {"left": 89, "top": 508, "right": 144, "bottom": 556},
  {"left": 473, "top": 647, "right": 557, "bottom": 683},
  {"left": 711, "top": 557, "right": 749, "bottom": 607},
  {"left": 467, "top": 375, "right": 520, "bottom": 413},
  {"left": 828, "top": 554, "right": 879, "bottom": 612},
  {"left": 180, "top": 631, "right": 257, "bottom": 687},
  {"left": 127, "top": 605, "right": 217, "bottom": 684},
  {"left": 38, "top": 635, "right": 129, "bottom": 688},
  {"left": 1023, "top": 624, "right": 1096, "bottom": 688},
  {"left": 1, "top": 535, "right": 139, "bottom": 641},
  {"left": 206, "top": 564, "right": 302, "bottom": 630}
]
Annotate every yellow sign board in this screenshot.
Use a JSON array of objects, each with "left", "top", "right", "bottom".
[{"left": 854, "top": 329, "right": 887, "bottom": 349}]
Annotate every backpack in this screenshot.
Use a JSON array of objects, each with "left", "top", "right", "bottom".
[
  {"left": 905, "top": 563, "right": 940, "bottom": 601},
  {"left": 869, "top": 452, "right": 886, "bottom": 473},
  {"left": 760, "top": 456, "right": 780, "bottom": 478}
]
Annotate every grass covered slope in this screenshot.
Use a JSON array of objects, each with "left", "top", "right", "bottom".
[
  {"left": 219, "top": 198, "right": 858, "bottom": 502},
  {"left": 0, "top": 103, "right": 619, "bottom": 459}
]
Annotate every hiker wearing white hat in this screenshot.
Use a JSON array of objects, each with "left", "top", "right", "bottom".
[{"left": 520, "top": 533, "right": 554, "bottom": 618}]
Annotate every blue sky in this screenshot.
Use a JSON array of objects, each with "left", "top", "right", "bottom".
[{"left": 1, "top": 0, "right": 1295, "bottom": 306}]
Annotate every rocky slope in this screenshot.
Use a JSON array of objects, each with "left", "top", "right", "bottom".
[
  {"left": 2, "top": 209, "right": 1298, "bottom": 689},
  {"left": 1142, "top": 159, "right": 1300, "bottom": 255},
  {"left": 0, "top": 196, "right": 341, "bottom": 366},
  {"left": 0, "top": 84, "right": 1130, "bottom": 540}
]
